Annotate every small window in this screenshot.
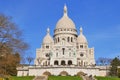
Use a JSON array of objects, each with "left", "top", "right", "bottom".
[
  {"left": 46, "top": 53, "right": 49, "bottom": 57},
  {"left": 58, "top": 37, "right": 59, "bottom": 42},
  {"left": 62, "top": 38, "right": 65, "bottom": 40},
  {"left": 80, "top": 53, "right": 84, "bottom": 57},
  {"left": 56, "top": 53, "right": 58, "bottom": 57},
  {"left": 46, "top": 46, "right": 49, "bottom": 49},
  {"left": 62, "top": 48, "right": 65, "bottom": 55},
  {"left": 67, "top": 37, "right": 70, "bottom": 42},
  {"left": 80, "top": 45, "right": 83, "bottom": 48},
  {"left": 71, "top": 37, "right": 73, "bottom": 42}
]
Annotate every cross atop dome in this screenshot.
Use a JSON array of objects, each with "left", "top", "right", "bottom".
[
  {"left": 47, "top": 28, "right": 50, "bottom": 34},
  {"left": 80, "top": 27, "right": 83, "bottom": 34},
  {"left": 64, "top": 4, "right": 67, "bottom": 16}
]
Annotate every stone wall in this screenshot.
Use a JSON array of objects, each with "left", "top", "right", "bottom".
[{"left": 17, "top": 66, "right": 109, "bottom": 76}]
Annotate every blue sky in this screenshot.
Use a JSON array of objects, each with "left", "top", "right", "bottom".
[{"left": 0, "top": 0, "right": 120, "bottom": 63}]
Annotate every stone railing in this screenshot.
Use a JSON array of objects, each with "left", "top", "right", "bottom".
[{"left": 17, "top": 65, "right": 110, "bottom": 71}]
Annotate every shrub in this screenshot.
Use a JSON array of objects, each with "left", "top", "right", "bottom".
[{"left": 118, "top": 68, "right": 120, "bottom": 78}]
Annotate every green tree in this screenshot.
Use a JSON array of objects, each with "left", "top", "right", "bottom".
[
  {"left": 118, "top": 68, "right": 120, "bottom": 78},
  {"left": 0, "top": 13, "right": 28, "bottom": 76},
  {"left": 109, "top": 57, "right": 120, "bottom": 76}
]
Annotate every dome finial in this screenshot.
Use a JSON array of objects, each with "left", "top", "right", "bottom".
[
  {"left": 47, "top": 28, "right": 50, "bottom": 34},
  {"left": 80, "top": 27, "right": 83, "bottom": 34},
  {"left": 64, "top": 4, "right": 67, "bottom": 16}
]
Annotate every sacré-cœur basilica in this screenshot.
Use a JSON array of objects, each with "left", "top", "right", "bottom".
[{"left": 17, "top": 5, "right": 109, "bottom": 77}]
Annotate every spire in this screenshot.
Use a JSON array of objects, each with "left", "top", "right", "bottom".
[
  {"left": 80, "top": 27, "right": 83, "bottom": 34},
  {"left": 64, "top": 4, "right": 67, "bottom": 16},
  {"left": 47, "top": 28, "right": 50, "bottom": 34}
]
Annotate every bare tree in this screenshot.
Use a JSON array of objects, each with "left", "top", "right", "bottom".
[
  {"left": 96, "top": 57, "right": 112, "bottom": 66},
  {"left": 0, "top": 14, "right": 28, "bottom": 55},
  {"left": 37, "top": 57, "right": 45, "bottom": 65},
  {"left": 0, "top": 13, "right": 28, "bottom": 76},
  {"left": 26, "top": 56, "right": 34, "bottom": 65}
]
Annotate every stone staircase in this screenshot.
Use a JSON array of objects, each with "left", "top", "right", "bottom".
[
  {"left": 33, "top": 76, "right": 48, "bottom": 80},
  {"left": 81, "top": 75, "right": 97, "bottom": 80},
  {"left": 33, "top": 75, "right": 97, "bottom": 80}
]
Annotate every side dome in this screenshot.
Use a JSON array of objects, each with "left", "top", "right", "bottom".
[
  {"left": 43, "top": 28, "right": 53, "bottom": 44},
  {"left": 77, "top": 27, "right": 87, "bottom": 43},
  {"left": 56, "top": 5, "right": 76, "bottom": 30}
]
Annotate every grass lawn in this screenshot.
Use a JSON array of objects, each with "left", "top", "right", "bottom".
[
  {"left": 95, "top": 76, "right": 120, "bottom": 80},
  {"left": 48, "top": 76, "right": 82, "bottom": 80},
  {"left": 10, "top": 76, "right": 34, "bottom": 80}
]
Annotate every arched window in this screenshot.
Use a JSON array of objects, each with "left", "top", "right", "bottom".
[
  {"left": 56, "top": 53, "right": 58, "bottom": 57},
  {"left": 68, "top": 60, "right": 72, "bottom": 65},
  {"left": 71, "top": 37, "right": 73, "bottom": 42},
  {"left": 62, "top": 48, "right": 65, "bottom": 55},
  {"left": 81, "top": 60, "right": 83, "bottom": 66},
  {"left": 54, "top": 60, "right": 59, "bottom": 65},
  {"left": 67, "top": 37, "right": 70, "bottom": 42},
  {"left": 80, "top": 45, "right": 83, "bottom": 48},
  {"left": 61, "top": 60, "right": 65, "bottom": 65},
  {"left": 46, "top": 46, "right": 49, "bottom": 49},
  {"left": 58, "top": 37, "right": 59, "bottom": 42}
]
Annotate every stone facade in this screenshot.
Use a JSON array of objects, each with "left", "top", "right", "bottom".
[
  {"left": 17, "top": 5, "right": 108, "bottom": 76},
  {"left": 34, "top": 5, "right": 95, "bottom": 67}
]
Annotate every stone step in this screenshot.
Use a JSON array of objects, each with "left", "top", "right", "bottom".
[
  {"left": 33, "top": 76, "right": 47, "bottom": 80},
  {"left": 82, "top": 75, "right": 96, "bottom": 80}
]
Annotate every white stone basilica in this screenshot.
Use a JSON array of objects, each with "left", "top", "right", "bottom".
[
  {"left": 17, "top": 5, "right": 109, "bottom": 77},
  {"left": 34, "top": 5, "right": 95, "bottom": 66}
]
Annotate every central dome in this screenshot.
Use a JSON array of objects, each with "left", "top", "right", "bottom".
[
  {"left": 55, "top": 5, "right": 76, "bottom": 30},
  {"left": 56, "top": 15, "right": 76, "bottom": 29}
]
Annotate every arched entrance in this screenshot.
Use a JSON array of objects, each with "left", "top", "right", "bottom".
[
  {"left": 54, "top": 60, "right": 59, "bottom": 65},
  {"left": 76, "top": 71, "right": 87, "bottom": 76},
  {"left": 68, "top": 60, "right": 72, "bottom": 65},
  {"left": 59, "top": 71, "right": 68, "bottom": 76},
  {"left": 43, "top": 71, "right": 51, "bottom": 76},
  {"left": 61, "top": 60, "right": 65, "bottom": 65}
]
